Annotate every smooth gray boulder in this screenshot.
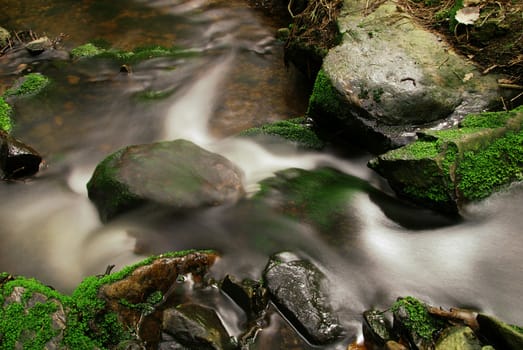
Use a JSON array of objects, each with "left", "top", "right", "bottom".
[
  {"left": 87, "top": 139, "right": 245, "bottom": 222},
  {"left": 308, "top": 0, "right": 501, "bottom": 153}
]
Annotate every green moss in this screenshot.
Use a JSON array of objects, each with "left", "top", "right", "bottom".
[
  {"left": 308, "top": 69, "right": 344, "bottom": 117},
  {"left": 0, "top": 96, "right": 13, "bottom": 132},
  {"left": 3, "top": 73, "right": 50, "bottom": 97},
  {"left": 461, "top": 105, "right": 523, "bottom": 129},
  {"left": 238, "top": 117, "right": 325, "bottom": 150},
  {"left": 0, "top": 277, "right": 69, "bottom": 350},
  {"left": 384, "top": 141, "right": 440, "bottom": 160},
  {"left": 391, "top": 296, "right": 445, "bottom": 340},
  {"left": 71, "top": 42, "right": 195, "bottom": 64},
  {"left": 255, "top": 168, "right": 369, "bottom": 230},
  {"left": 457, "top": 130, "right": 523, "bottom": 200}
]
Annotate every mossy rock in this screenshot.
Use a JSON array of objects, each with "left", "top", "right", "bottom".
[
  {"left": 71, "top": 42, "right": 194, "bottom": 64},
  {"left": 368, "top": 105, "right": 523, "bottom": 213},
  {"left": 238, "top": 117, "right": 325, "bottom": 150},
  {"left": 3, "top": 73, "right": 50, "bottom": 98},
  {"left": 87, "top": 139, "right": 245, "bottom": 222},
  {"left": 0, "top": 97, "right": 13, "bottom": 133}
]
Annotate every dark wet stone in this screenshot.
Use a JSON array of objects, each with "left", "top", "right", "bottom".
[
  {"left": 477, "top": 313, "right": 523, "bottom": 350},
  {"left": 87, "top": 139, "right": 245, "bottom": 222},
  {"left": 221, "top": 274, "right": 268, "bottom": 320},
  {"left": 162, "top": 303, "right": 236, "bottom": 350},
  {"left": 0, "top": 130, "right": 42, "bottom": 179},
  {"left": 363, "top": 309, "right": 396, "bottom": 347},
  {"left": 262, "top": 251, "right": 344, "bottom": 345}
]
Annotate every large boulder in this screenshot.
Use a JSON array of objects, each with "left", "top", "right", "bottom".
[
  {"left": 307, "top": 0, "right": 502, "bottom": 154},
  {"left": 87, "top": 139, "right": 245, "bottom": 221},
  {"left": 368, "top": 106, "right": 523, "bottom": 214}
]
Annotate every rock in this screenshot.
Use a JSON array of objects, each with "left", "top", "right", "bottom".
[
  {"left": 87, "top": 139, "right": 245, "bottom": 221},
  {"left": 98, "top": 250, "right": 219, "bottom": 337},
  {"left": 385, "top": 340, "right": 409, "bottom": 350},
  {"left": 0, "top": 130, "right": 42, "bottom": 179},
  {"left": 476, "top": 313, "right": 523, "bottom": 350},
  {"left": 363, "top": 309, "right": 396, "bottom": 347},
  {"left": 0, "top": 277, "right": 68, "bottom": 350},
  {"left": 25, "top": 36, "right": 53, "bottom": 55},
  {"left": 0, "top": 26, "right": 10, "bottom": 47},
  {"left": 307, "top": 0, "right": 501, "bottom": 154},
  {"left": 162, "top": 303, "right": 236, "bottom": 350},
  {"left": 368, "top": 106, "right": 523, "bottom": 213},
  {"left": 435, "top": 326, "right": 482, "bottom": 350},
  {"left": 220, "top": 275, "right": 268, "bottom": 320},
  {"left": 391, "top": 296, "right": 446, "bottom": 350},
  {"left": 262, "top": 251, "right": 344, "bottom": 345}
]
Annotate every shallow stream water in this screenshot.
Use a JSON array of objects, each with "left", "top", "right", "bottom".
[{"left": 0, "top": 0, "right": 522, "bottom": 348}]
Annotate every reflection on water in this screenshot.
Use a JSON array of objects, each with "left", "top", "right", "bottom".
[{"left": 0, "top": 1, "right": 521, "bottom": 346}]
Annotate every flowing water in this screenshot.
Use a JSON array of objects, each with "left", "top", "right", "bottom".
[{"left": 0, "top": 0, "right": 522, "bottom": 347}]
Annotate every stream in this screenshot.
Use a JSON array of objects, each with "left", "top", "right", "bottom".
[{"left": 0, "top": 0, "right": 521, "bottom": 348}]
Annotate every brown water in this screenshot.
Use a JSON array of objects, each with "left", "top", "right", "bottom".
[{"left": 0, "top": 1, "right": 522, "bottom": 348}]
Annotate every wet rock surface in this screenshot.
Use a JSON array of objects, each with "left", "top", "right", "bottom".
[
  {"left": 0, "top": 130, "right": 42, "bottom": 179},
  {"left": 308, "top": 0, "right": 502, "bottom": 154},
  {"left": 87, "top": 139, "right": 245, "bottom": 222},
  {"left": 262, "top": 251, "right": 344, "bottom": 345}
]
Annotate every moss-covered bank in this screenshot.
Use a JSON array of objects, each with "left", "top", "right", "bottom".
[
  {"left": 0, "top": 250, "right": 216, "bottom": 349},
  {"left": 369, "top": 105, "right": 523, "bottom": 213}
]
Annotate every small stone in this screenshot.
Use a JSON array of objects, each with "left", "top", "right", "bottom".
[{"left": 25, "top": 37, "right": 53, "bottom": 55}]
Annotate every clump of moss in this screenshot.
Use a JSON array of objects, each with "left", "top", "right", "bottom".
[
  {"left": 3, "top": 73, "right": 50, "bottom": 97},
  {"left": 255, "top": 167, "right": 370, "bottom": 230},
  {"left": 71, "top": 42, "right": 195, "bottom": 64},
  {"left": 308, "top": 69, "right": 344, "bottom": 117},
  {"left": 0, "top": 276, "right": 70, "bottom": 350},
  {"left": 239, "top": 117, "right": 325, "bottom": 150},
  {"left": 0, "top": 97, "right": 13, "bottom": 132},
  {"left": 70, "top": 43, "right": 105, "bottom": 58},
  {"left": 391, "top": 296, "right": 445, "bottom": 341},
  {"left": 457, "top": 130, "right": 523, "bottom": 200}
]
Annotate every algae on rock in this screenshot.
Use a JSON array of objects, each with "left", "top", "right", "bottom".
[{"left": 368, "top": 106, "right": 523, "bottom": 213}]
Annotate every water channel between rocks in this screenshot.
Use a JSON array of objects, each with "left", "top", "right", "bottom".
[{"left": 0, "top": 0, "right": 522, "bottom": 347}]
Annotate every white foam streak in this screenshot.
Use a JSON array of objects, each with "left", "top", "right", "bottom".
[{"left": 162, "top": 55, "right": 234, "bottom": 144}]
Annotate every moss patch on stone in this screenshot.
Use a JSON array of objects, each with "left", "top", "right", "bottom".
[
  {"left": 0, "top": 97, "right": 13, "bottom": 132},
  {"left": 255, "top": 167, "right": 370, "bottom": 230},
  {"left": 3, "top": 73, "right": 50, "bottom": 97},
  {"left": 369, "top": 106, "right": 523, "bottom": 211},
  {"left": 308, "top": 69, "right": 344, "bottom": 117},
  {"left": 71, "top": 42, "right": 195, "bottom": 64},
  {"left": 391, "top": 296, "right": 445, "bottom": 341},
  {"left": 239, "top": 117, "right": 325, "bottom": 150}
]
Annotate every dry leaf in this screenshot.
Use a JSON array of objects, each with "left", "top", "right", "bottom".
[{"left": 455, "top": 7, "right": 480, "bottom": 25}]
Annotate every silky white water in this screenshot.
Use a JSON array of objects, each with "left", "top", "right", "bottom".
[{"left": 0, "top": 2, "right": 521, "bottom": 346}]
